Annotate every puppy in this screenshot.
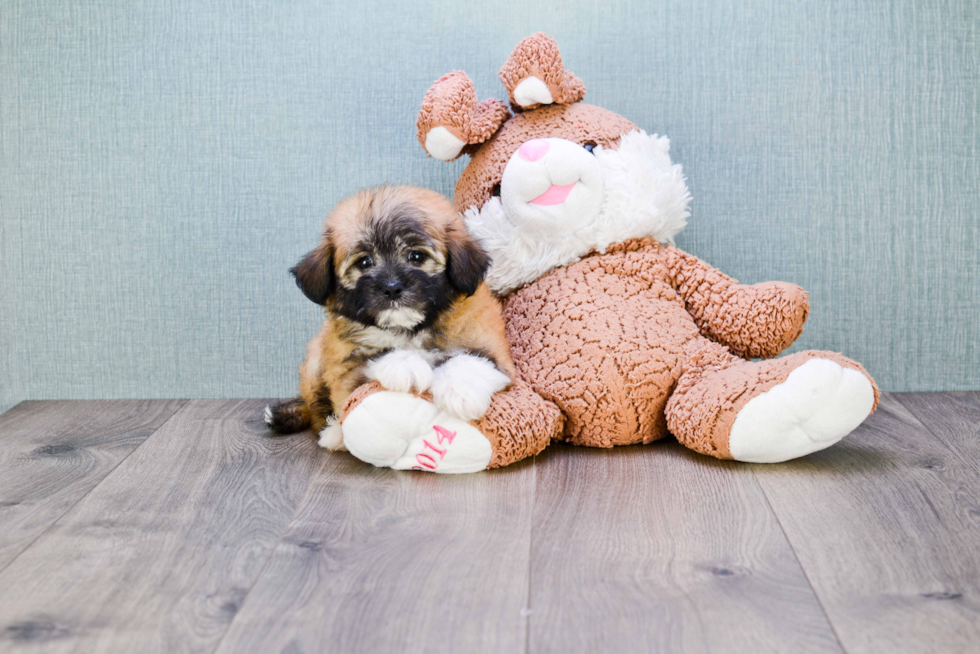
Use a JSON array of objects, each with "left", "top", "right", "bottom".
[{"left": 265, "top": 185, "right": 516, "bottom": 450}]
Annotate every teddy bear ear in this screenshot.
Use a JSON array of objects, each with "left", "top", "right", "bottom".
[
  {"left": 416, "top": 71, "right": 511, "bottom": 161},
  {"left": 499, "top": 32, "right": 586, "bottom": 110}
]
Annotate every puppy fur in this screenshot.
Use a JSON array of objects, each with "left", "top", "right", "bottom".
[{"left": 266, "top": 185, "right": 516, "bottom": 441}]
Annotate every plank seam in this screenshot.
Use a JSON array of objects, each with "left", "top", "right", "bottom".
[
  {"left": 524, "top": 455, "right": 536, "bottom": 654},
  {"left": 751, "top": 461, "right": 850, "bottom": 654}
]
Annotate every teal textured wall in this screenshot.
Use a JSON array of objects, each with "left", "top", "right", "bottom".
[{"left": 2, "top": 0, "right": 978, "bottom": 412}]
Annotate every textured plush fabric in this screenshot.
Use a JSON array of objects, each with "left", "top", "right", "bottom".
[
  {"left": 498, "top": 32, "right": 586, "bottom": 109},
  {"left": 1, "top": 1, "right": 978, "bottom": 413},
  {"left": 454, "top": 103, "right": 638, "bottom": 214},
  {"left": 416, "top": 71, "right": 510, "bottom": 159},
  {"left": 501, "top": 238, "right": 878, "bottom": 450},
  {"left": 665, "top": 347, "right": 877, "bottom": 459},
  {"left": 472, "top": 378, "right": 562, "bottom": 468},
  {"left": 416, "top": 32, "right": 880, "bottom": 466}
]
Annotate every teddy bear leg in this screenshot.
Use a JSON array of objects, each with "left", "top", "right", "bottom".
[
  {"left": 666, "top": 344, "right": 879, "bottom": 463},
  {"left": 335, "top": 380, "right": 562, "bottom": 473}
]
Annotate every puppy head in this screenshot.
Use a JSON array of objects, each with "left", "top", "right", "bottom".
[{"left": 292, "top": 185, "right": 489, "bottom": 331}]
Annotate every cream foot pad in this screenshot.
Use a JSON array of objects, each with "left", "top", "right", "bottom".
[{"left": 729, "top": 358, "right": 875, "bottom": 463}]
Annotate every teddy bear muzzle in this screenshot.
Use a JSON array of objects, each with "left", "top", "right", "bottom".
[{"left": 500, "top": 137, "right": 605, "bottom": 235}]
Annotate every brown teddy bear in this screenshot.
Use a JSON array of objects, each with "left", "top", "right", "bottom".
[{"left": 335, "top": 33, "right": 878, "bottom": 473}]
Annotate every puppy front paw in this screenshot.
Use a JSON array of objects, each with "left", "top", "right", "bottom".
[
  {"left": 431, "top": 354, "right": 510, "bottom": 421},
  {"left": 364, "top": 349, "right": 434, "bottom": 393},
  {"left": 317, "top": 415, "right": 347, "bottom": 452}
]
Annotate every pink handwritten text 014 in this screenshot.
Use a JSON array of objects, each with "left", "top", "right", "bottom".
[{"left": 412, "top": 425, "right": 457, "bottom": 471}]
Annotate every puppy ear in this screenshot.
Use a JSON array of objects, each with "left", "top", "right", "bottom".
[
  {"left": 290, "top": 241, "right": 335, "bottom": 305},
  {"left": 445, "top": 226, "right": 490, "bottom": 296}
]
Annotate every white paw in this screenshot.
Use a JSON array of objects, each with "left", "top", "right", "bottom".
[
  {"left": 317, "top": 416, "right": 347, "bottom": 452},
  {"left": 431, "top": 355, "right": 510, "bottom": 421},
  {"left": 342, "top": 392, "right": 493, "bottom": 473},
  {"left": 364, "top": 350, "right": 433, "bottom": 393},
  {"left": 263, "top": 405, "right": 274, "bottom": 427},
  {"left": 729, "top": 358, "right": 875, "bottom": 463}
]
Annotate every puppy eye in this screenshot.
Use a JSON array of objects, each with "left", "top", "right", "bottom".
[
  {"left": 582, "top": 143, "right": 596, "bottom": 154},
  {"left": 356, "top": 255, "right": 374, "bottom": 271},
  {"left": 408, "top": 250, "right": 427, "bottom": 265},
  {"left": 490, "top": 183, "right": 501, "bottom": 197}
]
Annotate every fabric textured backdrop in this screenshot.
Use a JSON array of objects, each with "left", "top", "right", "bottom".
[{"left": 1, "top": 0, "right": 978, "bottom": 413}]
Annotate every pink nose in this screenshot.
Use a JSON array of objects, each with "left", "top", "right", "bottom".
[{"left": 518, "top": 139, "right": 550, "bottom": 162}]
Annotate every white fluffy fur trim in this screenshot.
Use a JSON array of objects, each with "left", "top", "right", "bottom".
[
  {"left": 592, "top": 131, "right": 690, "bottom": 252},
  {"left": 464, "top": 130, "right": 691, "bottom": 295},
  {"left": 464, "top": 197, "right": 590, "bottom": 298}
]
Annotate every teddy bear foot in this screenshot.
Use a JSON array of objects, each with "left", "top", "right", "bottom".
[
  {"left": 340, "top": 391, "right": 493, "bottom": 473},
  {"left": 667, "top": 349, "right": 879, "bottom": 463},
  {"left": 728, "top": 358, "right": 875, "bottom": 463}
]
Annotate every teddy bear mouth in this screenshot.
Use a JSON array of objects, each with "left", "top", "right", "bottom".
[{"left": 529, "top": 182, "right": 577, "bottom": 206}]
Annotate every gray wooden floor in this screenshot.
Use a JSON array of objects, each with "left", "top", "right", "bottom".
[{"left": 0, "top": 393, "right": 977, "bottom": 654}]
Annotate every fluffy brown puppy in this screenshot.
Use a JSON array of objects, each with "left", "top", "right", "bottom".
[{"left": 265, "top": 185, "right": 516, "bottom": 450}]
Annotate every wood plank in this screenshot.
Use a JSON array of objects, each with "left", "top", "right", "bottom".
[
  {"left": 894, "top": 392, "right": 980, "bottom": 471},
  {"left": 752, "top": 393, "right": 980, "bottom": 653},
  {"left": 0, "top": 400, "right": 185, "bottom": 571},
  {"left": 214, "top": 455, "right": 536, "bottom": 654},
  {"left": 0, "top": 399, "right": 323, "bottom": 654},
  {"left": 527, "top": 442, "right": 841, "bottom": 654}
]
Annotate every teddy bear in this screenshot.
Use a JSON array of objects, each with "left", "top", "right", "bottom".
[{"left": 334, "top": 32, "right": 878, "bottom": 473}]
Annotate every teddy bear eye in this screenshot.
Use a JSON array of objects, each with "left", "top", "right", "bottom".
[
  {"left": 583, "top": 143, "right": 596, "bottom": 154},
  {"left": 491, "top": 183, "right": 501, "bottom": 197}
]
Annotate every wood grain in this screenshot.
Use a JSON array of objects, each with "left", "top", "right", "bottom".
[
  {"left": 0, "top": 400, "right": 185, "bottom": 571},
  {"left": 526, "top": 442, "right": 841, "bottom": 654},
  {"left": 0, "top": 399, "right": 323, "bottom": 654},
  {"left": 214, "top": 455, "right": 536, "bottom": 654},
  {"left": 752, "top": 393, "right": 980, "bottom": 653},
  {"left": 3, "top": 394, "right": 979, "bottom": 653},
  {"left": 894, "top": 392, "right": 980, "bottom": 472}
]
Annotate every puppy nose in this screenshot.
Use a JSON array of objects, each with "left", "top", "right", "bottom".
[
  {"left": 382, "top": 280, "right": 404, "bottom": 299},
  {"left": 518, "top": 139, "right": 549, "bottom": 162}
]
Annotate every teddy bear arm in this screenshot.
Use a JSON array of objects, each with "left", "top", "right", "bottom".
[
  {"left": 664, "top": 246, "right": 810, "bottom": 359},
  {"left": 473, "top": 379, "right": 564, "bottom": 468}
]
